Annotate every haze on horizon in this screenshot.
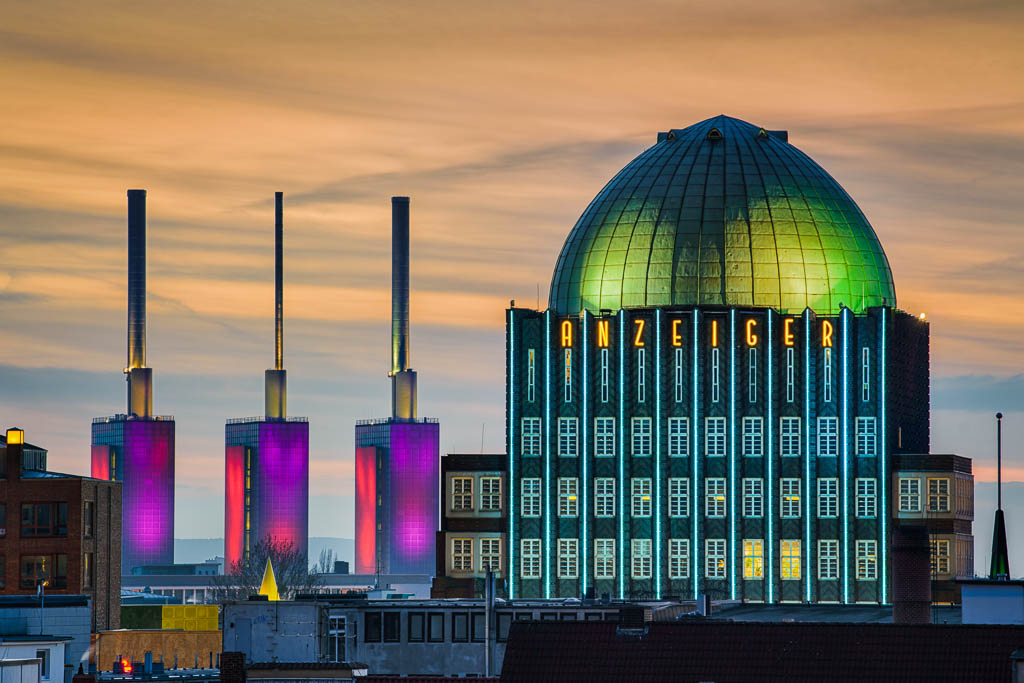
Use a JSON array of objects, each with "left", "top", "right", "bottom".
[{"left": 1, "top": 1, "right": 1022, "bottom": 569}]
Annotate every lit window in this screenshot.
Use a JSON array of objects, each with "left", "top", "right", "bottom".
[
  {"left": 452, "top": 477, "right": 473, "bottom": 512},
  {"left": 711, "top": 348, "right": 721, "bottom": 402},
  {"left": 818, "top": 539, "right": 839, "bottom": 580},
  {"left": 668, "top": 478, "right": 689, "bottom": 518},
  {"left": 521, "top": 418, "right": 542, "bottom": 457},
  {"left": 780, "top": 478, "right": 801, "bottom": 518},
  {"left": 855, "top": 417, "right": 876, "bottom": 456},
  {"left": 743, "top": 478, "right": 764, "bottom": 518},
  {"left": 595, "top": 417, "right": 616, "bottom": 457},
  {"left": 705, "top": 417, "right": 726, "bottom": 457},
  {"left": 742, "top": 417, "right": 763, "bottom": 457},
  {"left": 748, "top": 347, "right": 757, "bottom": 403},
  {"left": 631, "top": 478, "right": 652, "bottom": 518},
  {"left": 780, "top": 417, "right": 801, "bottom": 457},
  {"left": 600, "top": 349, "right": 610, "bottom": 403},
  {"left": 480, "top": 477, "right": 502, "bottom": 512},
  {"left": 631, "top": 539, "right": 652, "bottom": 579},
  {"left": 705, "top": 539, "right": 727, "bottom": 580},
  {"left": 668, "top": 417, "right": 689, "bottom": 457},
  {"left": 899, "top": 478, "right": 921, "bottom": 512},
  {"left": 595, "top": 478, "right": 616, "bottom": 517},
  {"left": 861, "top": 347, "right": 870, "bottom": 402},
  {"left": 452, "top": 538, "right": 473, "bottom": 572},
  {"left": 856, "top": 479, "right": 876, "bottom": 518},
  {"left": 930, "top": 538, "right": 951, "bottom": 575},
  {"left": 928, "top": 478, "right": 950, "bottom": 512},
  {"left": 632, "top": 417, "right": 652, "bottom": 457},
  {"left": 817, "top": 479, "right": 838, "bottom": 518},
  {"left": 564, "top": 349, "right": 572, "bottom": 403},
  {"left": 856, "top": 540, "right": 877, "bottom": 580},
  {"left": 595, "top": 539, "right": 615, "bottom": 579},
  {"left": 785, "top": 347, "right": 795, "bottom": 403},
  {"left": 558, "top": 417, "right": 578, "bottom": 458},
  {"left": 781, "top": 540, "right": 801, "bottom": 580},
  {"left": 743, "top": 539, "right": 764, "bottom": 579},
  {"left": 557, "top": 538, "right": 578, "bottom": 579},
  {"left": 521, "top": 539, "right": 541, "bottom": 579},
  {"left": 823, "top": 347, "right": 833, "bottom": 402},
  {"left": 817, "top": 417, "right": 838, "bottom": 457},
  {"left": 527, "top": 349, "right": 536, "bottom": 403},
  {"left": 668, "top": 539, "right": 690, "bottom": 580},
  {"left": 521, "top": 478, "right": 541, "bottom": 518},
  {"left": 637, "top": 348, "right": 646, "bottom": 403},
  {"left": 479, "top": 538, "right": 501, "bottom": 573},
  {"left": 674, "top": 348, "right": 685, "bottom": 403},
  {"left": 558, "top": 478, "right": 579, "bottom": 518},
  {"left": 705, "top": 478, "right": 726, "bottom": 518}
]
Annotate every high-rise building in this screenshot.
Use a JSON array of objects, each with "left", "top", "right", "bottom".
[
  {"left": 505, "top": 116, "right": 955, "bottom": 603},
  {"left": 225, "top": 193, "right": 309, "bottom": 571},
  {"left": 355, "top": 197, "right": 439, "bottom": 576},
  {"left": 92, "top": 189, "right": 175, "bottom": 573}
]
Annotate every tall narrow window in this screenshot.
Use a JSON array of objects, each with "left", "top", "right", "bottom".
[
  {"left": 927, "top": 478, "right": 950, "bottom": 512},
  {"left": 600, "top": 349, "right": 610, "bottom": 403},
  {"left": 743, "top": 478, "right": 764, "bottom": 518},
  {"left": 855, "top": 417, "right": 876, "bottom": 457},
  {"left": 817, "top": 417, "right": 838, "bottom": 457},
  {"left": 818, "top": 539, "right": 839, "bottom": 580},
  {"left": 743, "top": 539, "right": 764, "bottom": 579},
  {"left": 521, "top": 539, "right": 541, "bottom": 579},
  {"left": 668, "top": 478, "right": 689, "bottom": 518},
  {"left": 748, "top": 347, "right": 757, "bottom": 403},
  {"left": 558, "top": 478, "right": 579, "bottom": 517},
  {"left": 595, "top": 539, "right": 616, "bottom": 579},
  {"left": 705, "top": 539, "right": 727, "bottom": 579},
  {"left": 817, "top": 479, "right": 838, "bottom": 518},
  {"left": 742, "top": 417, "right": 763, "bottom": 457},
  {"left": 856, "top": 540, "right": 878, "bottom": 580},
  {"left": 781, "top": 540, "right": 801, "bottom": 580},
  {"left": 480, "top": 477, "right": 502, "bottom": 512},
  {"left": 780, "top": 417, "right": 801, "bottom": 457},
  {"left": 452, "top": 538, "right": 473, "bottom": 571},
  {"left": 780, "top": 479, "right": 801, "bottom": 518},
  {"left": 521, "top": 478, "right": 541, "bottom": 518},
  {"left": 861, "top": 347, "right": 870, "bottom": 402},
  {"left": 705, "top": 417, "right": 726, "bottom": 457},
  {"left": 669, "top": 539, "right": 690, "bottom": 580},
  {"left": 786, "top": 347, "right": 795, "bottom": 403},
  {"left": 631, "top": 417, "right": 652, "bottom": 457},
  {"left": 631, "top": 478, "right": 652, "bottom": 518},
  {"left": 856, "top": 478, "right": 877, "bottom": 518},
  {"left": 557, "top": 539, "right": 579, "bottom": 579},
  {"left": 564, "top": 349, "right": 572, "bottom": 403},
  {"left": 823, "top": 348, "right": 833, "bottom": 403},
  {"left": 711, "top": 348, "right": 721, "bottom": 403},
  {"left": 527, "top": 349, "right": 536, "bottom": 403},
  {"left": 930, "top": 538, "right": 951, "bottom": 575},
  {"left": 631, "top": 539, "right": 653, "bottom": 579},
  {"left": 705, "top": 478, "right": 726, "bottom": 518},
  {"left": 595, "top": 478, "right": 616, "bottom": 517},
  {"left": 479, "top": 538, "right": 501, "bottom": 573},
  {"left": 521, "top": 418, "right": 542, "bottom": 457},
  {"left": 899, "top": 478, "right": 921, "bottom": 512},
  {"left": 558, "top": 417, "right": 578, "bottom": 457},
  {"left": 674, "top": 348, "right": 685, "bottom": 403},
  {"left": 452, "top": 477, "right": 474, "bottom": 512},
  {"left": 668, "top": 417, "right": 689, "bottom": 457},
  {"left": 637, "top": 348, "right": 646, "bottom": 403},
  {"left": 595, "top": 417, "right": 616, "bottom": 457}
]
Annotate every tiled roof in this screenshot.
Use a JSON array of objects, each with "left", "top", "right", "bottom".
[{"left": 500, "top": 620, "right": 1024, "bottom": 682}]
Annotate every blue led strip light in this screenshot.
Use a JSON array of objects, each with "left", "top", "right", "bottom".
[
  {"left": 880, "top": 308, "right": 888, "bottom": 603},
  {"left": 692, "top": 308, "right": 699, "bottom": 599},
  {"left": 842, "top": 308, "right": 850, "bottom": 604},
  {"left": 729, "top": 310, "right": 736, "bottom": 600},
  {"left": 804, "top": 309, "right": 811, "bottom": 603},
  {"left": 582, "top": 311, "right": 589, "bottom": 595},
  {"left": 655, "top": 309, "right": 662, "bottom": 599},
  {"left": 767, "top": 312, "right": 774, "bottom": 604},
  {"left": 618, "top": 310, "right": 626, "bottom": 598},
  {"left": 545, "top": 310, "right": 552, "bottom": 599},
  {"left": 508, "top": 309, "right": 516, "bottom": 599}
]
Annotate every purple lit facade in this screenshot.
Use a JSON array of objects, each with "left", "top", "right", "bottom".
[
  {"left": 91, "top": 416, "right": 175, "bottom": 572},
  {"left": 355, "top": 419, "right": 439, "bottom": 576}
]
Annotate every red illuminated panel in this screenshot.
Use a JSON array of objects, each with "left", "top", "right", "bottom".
[
  {"left": 224, "top": 446, "right": 245, "bottom": 572},
  {"left": 355, "top": 446, "right": 377, "bottom": 575},
  {"left": 91, "top": 445, "right": 111, "bottom": 480}
]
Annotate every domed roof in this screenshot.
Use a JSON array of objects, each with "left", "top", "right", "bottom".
[{"left": 549, "top": 115, "right": 895, "bottom": 316}]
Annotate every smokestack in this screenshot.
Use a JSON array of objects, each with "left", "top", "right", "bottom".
[
  {"left": 892, "top": 525, "right": 932, "bottom": 624},
  {"left": 391, "top": 196, "right": 417, "bottom": 419},
  {"left": 126, "top": 189, "right": 153, "bottom": 417},
  {"left": 265, "top": 192, "right": 287, "bottom": 419}
]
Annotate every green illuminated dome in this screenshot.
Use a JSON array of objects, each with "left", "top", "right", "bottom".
[{"left": 549, "top": 115, "right": 896, "bottom": 315}]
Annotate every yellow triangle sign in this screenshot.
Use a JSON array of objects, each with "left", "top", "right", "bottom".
[{"left": 259, "top": 558, "right": 280, "bottom": 601}]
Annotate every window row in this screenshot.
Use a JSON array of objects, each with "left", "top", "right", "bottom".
[
  {"left": 449, "top": 537, "right": 502, "bottom": 574},
  {"left": 898, "top": 477, "right": 951, "bottom": 513},
  {"left": 450, "top": 476, "right": 503, "bottom": 512}
]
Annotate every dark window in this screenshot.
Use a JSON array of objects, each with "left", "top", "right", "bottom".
[
  {"left": 408, "top": 612, "right": 425, "bottom": 642},
  {"left": 382, "top": 612, "right": 400, "bottom": 642},
  {"left": 515, "top": 612, "right": 532, "bottom": 621},
  {"left": 56, "top": 503, "right": 67, "bottom": 536},
  {"left": 36, "top": 649, "right": 50, "bottom": 680},
  {"left": 83, "top": 502, "right": 95, "bottom": 539},
  {"left": 20, "top": 555, "right": 67, "bottom": 589},
  {"left": 20, "top": 504, "right": 67, "bottom": 538},
  {"left": 0, "top": 555, "right": 5, "bottom": 588},
  {"left": 427, "top": 613, "right": 444, "bottom": 642},
  {"left": 540, "top": 612, "right": 557, "bottom": 621},
  {"left": 83, "top": 553, "right": 94, "bottom": 590},
  {"left": 585, "top": 612, "right": 603, "bottom": 621},
  {"left": 559, "top": 612, "right": 577, "bottom": 621},
  {"left": 0, "top": 503, "right": 6, "bottom": 528},
  {"left": 452, "top": 612, "right": 469, "bottom": 642},
  {"left": 471, "top": 612, "right": 486, "bottom": 642},
  {"left": 604, "top": 612, "right": 619, "bottom": 621},
  {"left": 496, "top": 613, "right": 512, "bottom": 642},
  {"left": 364, "top": 611, "right": 382, "bottom": 642}
]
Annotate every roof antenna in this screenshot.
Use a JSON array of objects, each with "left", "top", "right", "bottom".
[
  {"left": 480, "top": 423, "right": 485, "bottom": 454},
  {"left": 990, "top": 412, "right": 1010, "bottom": 579}
]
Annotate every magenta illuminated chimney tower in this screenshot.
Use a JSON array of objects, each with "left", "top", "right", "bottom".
[
  {"left": 265, "top": 192, "right": 286, "bottom": 419},
  {"left": 126, "top": 189, "right": 153, "bottom": 417},
  {"left": 390, "top": 196, "right": 416, "bottom": 419}
]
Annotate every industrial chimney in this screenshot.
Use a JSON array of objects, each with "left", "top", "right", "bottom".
[
  {"left": 391, "top": 196, "right": 417, "bottom": 419},
  {"left": 265, "top": 192, "right": 287, "bottom": 419},
  {"left": 126, "top": 189, "right": 153, "bottom": 417}
]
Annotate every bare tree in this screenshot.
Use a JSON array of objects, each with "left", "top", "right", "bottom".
[
  {"left": 211, "top": 538, "right": 323, "bottom": 601},
  {"left": 315, "top": 547, "right": 336, "bottom": 575}
]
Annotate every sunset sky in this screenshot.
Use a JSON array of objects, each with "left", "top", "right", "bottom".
[{"left": 1, "top": 1, "right": 1022, "bottom": 566}]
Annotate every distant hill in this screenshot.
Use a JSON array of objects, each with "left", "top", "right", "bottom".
[{"left": 174, "top": 537, "right": 354, "bottom": 569}]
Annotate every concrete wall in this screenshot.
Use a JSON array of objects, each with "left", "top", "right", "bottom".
[
  {"left": 962, "top": 583, "right": 1024, "bottom": 624},
  {"left": 0, "top": 659, "right": 41, "bottom": 683}
]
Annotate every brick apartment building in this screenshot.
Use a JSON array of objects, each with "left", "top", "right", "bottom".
[{"left": 0, "top": 428, "right": 122, "bottom": 631}]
